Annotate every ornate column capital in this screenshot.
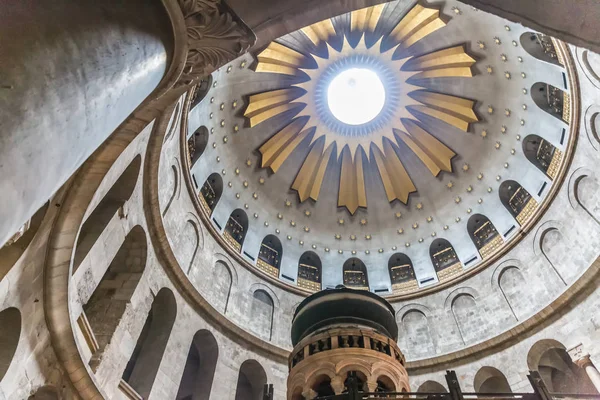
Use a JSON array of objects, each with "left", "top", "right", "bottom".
[
  {"left": 330, "top": 376, "right": 345, "bottom": 394},
  {"left": 176, "top": 0, "right": 255, "bottom": 86},
  {"left": 301, "top": 388, "right": 317, "bottom": 399}
]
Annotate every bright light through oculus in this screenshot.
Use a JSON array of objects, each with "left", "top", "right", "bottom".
[{"left": 327, "top": 68, "right": 385, "bottom": 125}]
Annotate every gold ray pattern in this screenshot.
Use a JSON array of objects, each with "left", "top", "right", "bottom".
[{"left": 244, "top": 2, "right": 478, "bottom": 214}]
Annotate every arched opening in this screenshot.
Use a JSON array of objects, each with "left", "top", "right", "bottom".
[
  {"left": 523, "top": 134, "right": 562, "bottom": 179},
  {"left": 257, "top": 234, "right": 283, "bottom": 278},
  {"left": 451, "top": 294, "right": 478, "bottom": 345},
  {"left": 73, "top": 155, "right": 141, "bottom": 272},
  {"left": 0, "top": 307, "right": 21, "bottom": 381},
  {"left": 211, "top": 261, "right": 232, "bottom": 313},
  {"left": 400, "top": 310, "right": 435, "bottom": 358},
  {"left": 235, "top": 360, "right": 267, "bottom": 400},
  {"left": 499, "top": 180, "right": 537, "bottom": 225},
  {"left": 375, "top": 375, "right": 396, "bottom": 392},
  {"left": 430, "top": 239, "right": 461, "bottom": 282},
  {"left": 527, "top": 340, "right": 598, "bottom": 394},
  {"left": 180, "top": 220, "right": 200, "bottom": 275},
  {"left": 250, "top": 290, "right": 274, "bottom": 340},
  {"left": 474, "top": 366, "right": 512, "bottom": 393},
  {"left": 0, "top": 201, "right": 49, "bottom": 280},
  {"left": 417, "top": 381, "right": 447, "bottom": 392},
  {"left": 467, "top": 214, "right": 503, "bottom": 259},
  {"left": 574, "top": 175, "right": 600, "bottom": 224},
  {"left": 162, "top": 165, "right": 179, "bottom": 217},
  {"left": 200, "top": 173, "right": 223, "bottom": 213},
  {"left": 531, "top": 82, "right": 569, "bottom": 123},
  {"left": 187, "top": 126, "right": 209, "bottom": 167},
  {"left": 342, "top": 258, "right": 369, "bottom": 290},
  {"left": 175, "top": 330, "right": 219, "bottom": 400},
  {"left": 540, "top": 228, "right": 569, "bottom": 285},
  {"left": 519, "top": 32, "right": 562, "bottom": 66},
  {"left": 297, "top": 251, "right": 322, "bottom": 291},
  {"left": 27, "top": 386, "right": 60, "bottom": 400},
  {"left": 190, "top": 76, "right": 213, "bottom": 110},
  {"left": 311, "top": 375, "right": 335, "bottom": 397},
  {"left": 343, "top": 371, "right": 367, "bottom": 393},
  {"left": 498, "top": 266, "right": 533, "bottom": 320},
  {"left": 224, "top": 209, "right": 249, "bottom": 252},
  {"left": 388, "top": 253, "right": 417, "bottom": 293},
  {"left": 122, "top": 288, "right": 177, "bottom": 399},
  {"left": 84, "top": 225, "right": 147, "bottom": 371}
]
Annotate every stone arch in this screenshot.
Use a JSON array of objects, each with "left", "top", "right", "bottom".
[
  {"left": 375, "top": 374, "right": 396, "bottom": 392},
  {"left": 0, "top": 307, "right": 21, "bottom": 381},
  {"left": 492, "top": 262, "right": 532, "bottom": 321},
  {"left": 211, "top": 260, "right": 233, "bottom": 313},
  {"left": 235, "top": 359, "right": 267, "bottom": 400},
  {"left": 577, "top": 48, "right": 600, "bottom": 89},
  {"left": 430, "top": 238, "right": 462, "bottom": 282},
  {"left": 531, "top": 82, "right": 569, "bottom": 123},
  {"left": 309, "top": 374, "right": 336, "bottom": 397},
  {"left": 83, "top": 225, "right": 147, "bottom": 371},
  {"left": 298, "top": 251, "right": 322, "bottom": 291},
  {"left": 446, "top": 288, "right": 480, "bottom": 345},
  {"left": 388, "top": 253, "right": 417, "bottom": 292},
  {"left": 522, "top": 134, "right": 562, "bottom": 179},
  {"left": 527, "top": 339, "right": 598, "bottom": 393},
  {"left": 342, "top": 257, "right": 369, "bottom": 290},
  {"left": 122, "top": 287, "right": 177, "bottom": 399},
  {"left": 164, "top": 101, "right": 182, "bottom": 143},
  {"left": 250, "top": 289, "right": 275, "bottom": 340},
  {"left": 200, "top": 172, "right": 223, "bottom": 213},
  {"left": 162, "top": 163, "right": 180, "bottom": 217},
  {"left": 584, "top": 104, "right": 600, "bottom": 151},
  {"left": 257, "top": 234, "right": 283, "bottom": 278},
  {"left": 27, "top": 386, "right": 60, "bottom": 400},
  {"left": 574, "top": 173, "right": 600, "bottom": 224},
  {"left": 519, "top": 32, "right": 562, "bottom": 66},
  {"left": 224, "top": 208, "right": 249, "bottom": 252},
  {"left": 178, "top": 219, "right": 200, "bottom": 275},
  {"left": 175, "top": 330, "right": 219, "bottom": 400},
  {"left": 73, "top": 154, "right": 141, "bottom": 272},
  {"left": 473, "top": 366, "right": 512, "bottom": 393},
  {"left": 499, "top": 180, "right": 536, "bottom": 225},
  {"left": 398, "top": 308, "right": 435, "bottom": 358},
  {"left": 188, "top": 126, "right": 209, "bottom": 167},
  {"left": 0, "top": 201, "right": 49, "bottom": 280},
  {"left": 467, "top": 214, "right": 502, "bottom": 259},
  {"left": 539, "top": 227, "right": 569, "bottom": 285},
  {"left": 417, "top": 380, "right": 447, "bottom": 392}
]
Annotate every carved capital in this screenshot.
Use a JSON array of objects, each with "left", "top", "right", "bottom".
[
  {"left": 177, "top": 0, "right": 255, "bottom": 86},
  {"left": 330, "top": 377, "right": 345, "bottom": 394},
  {"left": 301, "top": 388, "right": 317, "bottom": 399}
]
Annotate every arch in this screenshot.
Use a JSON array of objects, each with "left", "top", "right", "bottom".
[
  {"left": 181, "top": 220, "right": 200, "bottom": 274},
  {"left": 73, "top": 154, "right": 141, "bottom": 272},
  {"left": 450, "top": 293, "right": 478, "bottom": 345},
  {"left": 519, "top": 32, "right": 562, "bottom": 66},
  {"left": 190, "top": 76, "right": 213, "bottom": 110},
  {"left": 164, "top": 101, "right": 182, "bottom": 143},
  {"left": 224, "top": 209, "right": 249, "bottom": 252},
  {"left": 430, "top": 239, "right": 462, "bottom": 282},
  {"left": 496, "top": 265, "right": 532, "bottom": 321},
  {"left": 122, "top": 288, "right": 177, "bottom": 399},
  {"left": 467, "top": 214, "right": 502, "bottom": 259},
  {"left": 212, "top": 260, "right": 233, "bottom": 313},
  {"left": 531, "top": 82, "right": 568, "bottom": 123},
  {"left": 0, "top": 307, "right": 21, "bottom": 381},
  {"left": 250, "top": 289, "right": 274, "bottom": 340},
  {"left": 311, "top": 374, "right": 336, "bottom": 397},
  {"left": 200, "top": 173, "right": 223, "bottom": 213},
  {"left": 162, "top": 164, "right": 179, "bottom": 217},
  {"left": 540, "top": 227, "right": 568, "bottom": 285},
  {"left": 257, "top": 234, "right": 283, "bottom": 278},
  {"left": 175, "top": 330, "right": 219, "bottom": 400},
  {"left": 499, "top": 180, "right": 536, "bottom": 225},
  {"left": 342, "top": 258, "right": 369, "bottom": 290},
  {"left": 574, "top": 174, "right": 600, "bottom": 223},
  {"left": 473, "top": 366, "right": 512, "bottom": 393},
  {"left": 27, "top": 386, "right": 60, "bottom": 400},
  {"left": 189, "top": 126, "right": 209, "bottom": 167},
  {"left": 84, "top": 225, "right": 147, "bottom": 371},
  {"left": 417, "top": 381, "right": 447, "bottom": 392},
  {"left": 388, "top": 253, "right": 417, "bottom": 292},
  {"left": 522, "top": 134, "right": 562, "bottom": 179},
  {"left": 298, "top": 251, "right": 322, "bottom": 291},
  {"left": 527, "top": 339, "right": 598, "bottom": 393},
  {"left": 0, "top": 201, "right": 49, "bottom": 281},
  {"left": 235, "top": 360, "right": 267, "bottom": 400},
  {"left": 375, "top": 375, "right": 396, "bottom": 392},
  {"left": 400, "top": 309, "right": 435, "bottom": 358}
]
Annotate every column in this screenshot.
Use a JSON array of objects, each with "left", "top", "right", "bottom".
[{"left": 575, "top": 355, "right": 600, "bottom": 392}]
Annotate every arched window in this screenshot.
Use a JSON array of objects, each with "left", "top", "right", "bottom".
[
  {"left": 257, "top": 234, "right": 282, "bottom": 278},
  {"left": 297, "top": 251, "right": 322, "bottom": 291},
  {"left": 342, "top": 258, "right": 369, "bottom": 290},
  {"left": 83, "top": 226, "right": 147, "bottom": 371},
  {"left": 224, "top": 209, "right": 248, "bottom": 252},
  {"left": 499, "top": 180, "right": 538, "bottom": 225},
  {"left": 74, "top": 155, "right": 141, "bottom": 272},
  {"left": 122, "top": 288, "right": 177, "bottom": 399},
  {"left": 190, "top": 76, "right": 213, "bottom": 110},
  {"left": 200, "top": 173, "right": 223, "bottom": 214},
  {"left": 474, "top": 366, "right": 512, "bottom": 393},
  {"left": 175, "top": 330, "right": 218, "bottom": 400},
  {"left": 519, "top": 32, "right": 562, "bottom": 66},
  {"left": 467, "top": 214, "right": 503, "bottom": 259},
  {"left": 0, "top": 307, "right": 21, "bottom": 381},
  {"left": 430, "top": 239, "right": 462, "bottom": 282},
  {"left": 388, "top": 253, "right": 417, "bottom": 293},
  {"left": 523, "top": 134, "right": 563, "bottom": 179},
  {"left": 417, "top": 381, "right": 447, "bottom": 392},
  {"left": 531, "top": 82, "right": 570, "bottom": 123},
  {"left": 187, "top": 126, "right": 209, "bottom": 167},
  {"left": 250, "top": 290, "right": 274, "bottom": 340},
  {"left": 235, "top": 360, "right": 267, "bottom": 400}
]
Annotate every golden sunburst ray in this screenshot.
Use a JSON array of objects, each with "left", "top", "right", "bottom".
[{"left": 244, "top": 2, "right": 478, "bottom": 214}]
